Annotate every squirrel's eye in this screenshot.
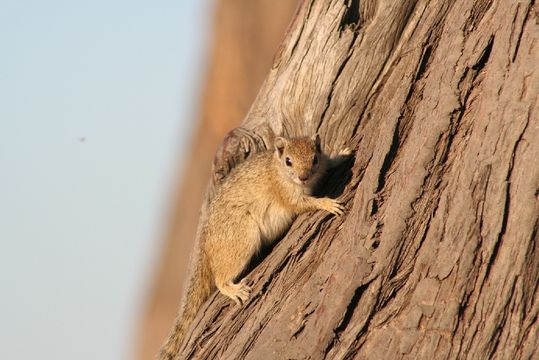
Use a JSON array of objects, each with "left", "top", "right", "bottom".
[
  {"left": 312, "top": 156, "right": 318, "bottom": 166},
  {"left": 285, "top": 157, "right": 292, "bottom": 167}
]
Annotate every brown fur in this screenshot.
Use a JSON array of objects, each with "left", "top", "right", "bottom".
[{"left": 158, "top": 135, "right": 350, "bottom": 359}]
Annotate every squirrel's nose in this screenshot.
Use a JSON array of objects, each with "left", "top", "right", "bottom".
[{"left": 298, "top": 174, "right": 310, "bottom": 182}]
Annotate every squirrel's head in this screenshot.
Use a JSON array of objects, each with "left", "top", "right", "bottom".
[{"left": 274, "top": 134, "right": 323, "bottom": 187}]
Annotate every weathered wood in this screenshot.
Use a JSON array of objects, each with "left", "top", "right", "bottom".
[{"left": 178, "top": 0, "right": 538, "bottom": 358}]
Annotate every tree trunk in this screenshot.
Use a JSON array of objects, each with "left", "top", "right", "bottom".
[{"left": 178, "top": 0, "right": 538, "bottom": 359}]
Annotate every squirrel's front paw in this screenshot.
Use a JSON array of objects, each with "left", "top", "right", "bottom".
[
  {"left": 320, "top": 198, "right": 345, "bottom": 216},
  {"left": 338, "top": 147, "right": 353, "bottom": 157}
]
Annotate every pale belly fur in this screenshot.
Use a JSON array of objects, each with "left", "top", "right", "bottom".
[{"left": 258, "top": 201, "right": 295, "bottom": 243}]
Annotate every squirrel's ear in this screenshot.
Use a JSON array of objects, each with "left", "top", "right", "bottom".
[
  {"left": 312, "top": 134, "right": 321, "bottom": 152},
  {"left": 274, "top": 137, "right": 287, "bottom": 157}
]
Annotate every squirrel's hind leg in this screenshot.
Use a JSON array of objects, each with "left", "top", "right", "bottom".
[{"left": 209, "top": 218, "right": 260, "bottom": 305}]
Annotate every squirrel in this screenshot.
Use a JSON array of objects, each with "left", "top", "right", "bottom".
[{"left": 158, "top": 134, "right": 351, "bottom": 360}]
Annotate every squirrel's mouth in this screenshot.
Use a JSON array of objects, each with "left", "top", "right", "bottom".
[{"left": 295, "top": 177, "right": 312, "bottom": 186}]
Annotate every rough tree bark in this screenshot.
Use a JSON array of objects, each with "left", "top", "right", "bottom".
[{"left": 177, "top": 0, "right": 538, "bottom": 359}]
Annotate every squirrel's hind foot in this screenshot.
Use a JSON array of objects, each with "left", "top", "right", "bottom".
[{"left": 218, "top": 279, "right": 252, "bottom": 306}]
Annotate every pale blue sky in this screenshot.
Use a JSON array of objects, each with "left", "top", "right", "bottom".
[{"left": 0, "top": 1, "right": 212, "bottom": 359}]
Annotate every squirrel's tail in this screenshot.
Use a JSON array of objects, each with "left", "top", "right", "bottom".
[{"left": 157, "top": 250, "right": 213, "bottom": 360}]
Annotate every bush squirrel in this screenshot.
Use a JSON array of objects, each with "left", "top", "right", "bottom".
[{"left": 158, "top": 134, "right": 350, "bottom": 359}]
